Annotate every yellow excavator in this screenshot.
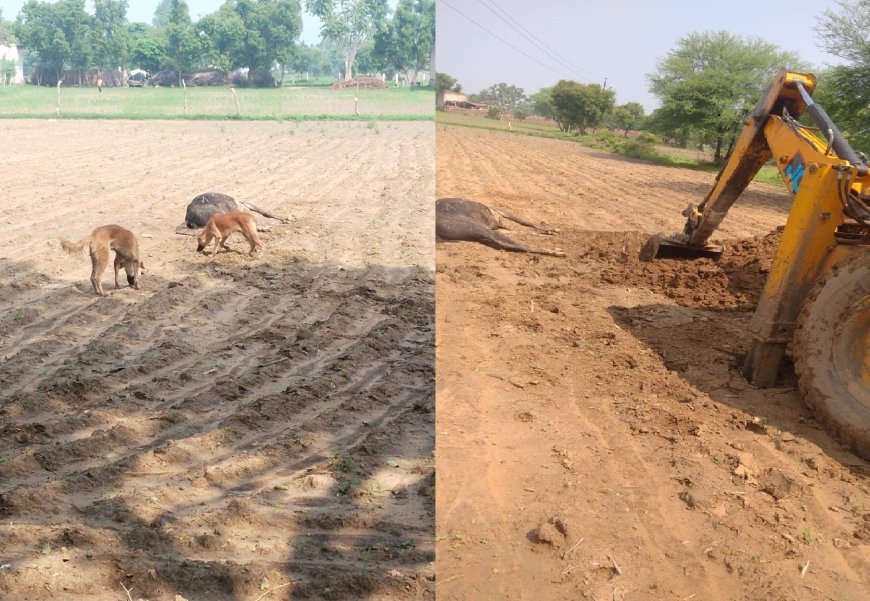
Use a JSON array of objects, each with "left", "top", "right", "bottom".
[{"left": 641, "top": 69, "right": 869, "bottom": 459}]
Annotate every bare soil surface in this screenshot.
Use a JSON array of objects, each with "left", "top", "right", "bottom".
[
  {"left": 436, "top": 126, "right": 869, "bottom": 600},
  {"left": 0, "top": 120, "right": 435, "bottom": 601}
]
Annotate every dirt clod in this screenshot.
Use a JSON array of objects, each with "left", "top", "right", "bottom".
[{"left": 533, "top": 516, "right": 571, "bottom": 547}]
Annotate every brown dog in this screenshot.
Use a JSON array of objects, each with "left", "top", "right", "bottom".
[
  {"left": 196, "top": 211, "right": 262, "bottom": 257},
  {"left": 61, "top": 225, "right": 145, "bottom": 296}
]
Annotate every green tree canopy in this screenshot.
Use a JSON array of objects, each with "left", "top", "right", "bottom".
[
  {"left": 289, "top": 42, "right": 334, "bottom": 76},
  {"left": 153, "top": 0, "right": 173, "bottom": 28},
  {"left": 648, "top": 30, "right": 801, "bottom": 161},
  {"left": 305, "top": 0, "right": 388, "bottom": 80},
  {"left": 233, "top": 0, "right": 269, "bottom": 81},
  {"left": 606, "top": 102, "right": 645, "bottom": 136},
  {"left": 0, "top": 10, "right": 16, "bottom": 85},
  {"left": 473, "top": 82, "right": 526, "bottom": 113},
  {"left": 260, "top": 0, "right": 303, "bottom": 86},
  {"left": 644, "top": 106, "right": 693, "bottom": 147},
  {"left": 93, "top": 0, "right": 130, "bottom": 72},
  {"left": 198, "top": 0, "right": 301, "bottom": 86},
  {"left": 163, "top": 0, "right": 201, "bottom": 82},
  {"left": 374, "top": 0, "right": 434, "bottom": 85},
  {"left": 5, "top": 0, "right": 305, "bottom": 87},
  {"left": 530, "top": 87, "right": 556, "bottom": 119},
  {"left": 435, "top": 71, "right": 460, "bottom": 94},
  {"left": 435, "top": 71, "right": 460, "bottom": 109},
  {"left": 815, "top": 0, "right": 870, "bottom": 63},
  {"left": 550, "top": 79, "right": 615, "bottom": 133},
  {"left": 0, "top": 9, "right": 17, "bottom": 44},
  {"left": 813, "top": 1, "right": 870, "bottom": 152},
  {"left": 814, "top": 65, "right": 870, "bottom": 152},
  {"left": 128, "top": 22, "right": 165, "bottom": 72},
  {"left": 16, "top": 0, "right": 92, "bottom": 80},
  {"left": 197, "top": 4, "right": 246, "bottom": 72}
]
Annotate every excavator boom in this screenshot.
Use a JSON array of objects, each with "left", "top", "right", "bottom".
[
  {"left": 642, "top": 70, "right": 868, "bottom": 261},
  {"left": 640, "top": 69, "right": 870, "bottom": 459}
]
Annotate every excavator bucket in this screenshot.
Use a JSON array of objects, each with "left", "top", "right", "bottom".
[{"left": 639, "top": 234, "right": 724, "bottom": 261}]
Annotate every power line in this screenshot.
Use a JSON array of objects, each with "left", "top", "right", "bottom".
[
  {"left": 474, "top": 0, "right": 601, "bottom": 83},
  {"left": 439, "top": 0, "right": 576, "bottom": 80}
]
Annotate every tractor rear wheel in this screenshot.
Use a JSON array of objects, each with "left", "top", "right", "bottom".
[{"left": 794, "top": 249, "right": 870, "bottom": 459}]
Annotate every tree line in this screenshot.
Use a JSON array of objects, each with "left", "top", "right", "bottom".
[
  {"left": 0, "top": 0, "right": 434, "bottom": 87},
  {"left": 438, "top": 0, "right": 870, "bottom": 160},
  {"left": 436, "top": 73, "right": 646, "bottom": 139}
]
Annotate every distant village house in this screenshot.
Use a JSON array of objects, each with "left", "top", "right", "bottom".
[
  {"left": 437, "top": 90, "right": 487, "bottom": 111},
  {"left": 0, "top": 44, "right": 25, "bottom": 85}
]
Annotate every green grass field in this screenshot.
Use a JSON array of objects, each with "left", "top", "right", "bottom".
[
  {"left": 436, "top": 110, "right": 576, "bottom": 139},
  {"left": 0, "top": 84, "right": 434, "bottom": 120},
  {"left": 437, "top": 111, "right": 785, "bottom": 186}
]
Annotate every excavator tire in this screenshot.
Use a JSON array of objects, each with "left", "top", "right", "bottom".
[{"left": 794, "top": 249, "right": 870, "bottom": 459}]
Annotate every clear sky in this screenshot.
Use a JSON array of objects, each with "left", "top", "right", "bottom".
[{"left": 436, "top": 0, "right": 849, "bottom": 112}]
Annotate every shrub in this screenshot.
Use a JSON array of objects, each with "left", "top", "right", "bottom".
[
  {"left": 595, "top": 130, "right": 619, "bottom": 145},
  {"left": 513, "top": 106, "right": 531, "bottom": 120},
  {"left": 486, "top": 106, "right": 504, "bottom": 119},
  {"left": 617, "top": 137, "right": 656, "bottom": 158}
]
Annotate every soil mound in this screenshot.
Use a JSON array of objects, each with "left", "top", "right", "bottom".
[
  {"left": 331, "top": 77, "right": 387, "bottom": 90},
  {"left": 149, "top": 69, "right": 229, "bottom": 87},
  {"left": 567, "top": 228, "right": 783, "bottom": 309},
  {"left": 188, "top": 70, "right": 228, "bottom": 86}
]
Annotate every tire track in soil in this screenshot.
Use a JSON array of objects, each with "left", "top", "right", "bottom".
[
  {"left": 1, "top": 295, "right": 139, "bottom": 400},
  {"left": 1, "top": 262, "right": 434, "bottom": 600},
  {"left": 3, "top": 267, "right": 409, "bottom": 453}
]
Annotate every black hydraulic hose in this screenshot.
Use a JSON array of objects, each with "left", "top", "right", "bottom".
[{"left": 796, "top": 82, "right": 869, "bottom": 176}]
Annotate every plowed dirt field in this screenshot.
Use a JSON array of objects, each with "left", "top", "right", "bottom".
[
  {"left": 436, "top": 126, "right": 869, "bottom": 600},
  {"left": 0, "top": 120, "right": 435, "bottom": 601}
]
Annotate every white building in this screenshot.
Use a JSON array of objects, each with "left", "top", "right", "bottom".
[{"left": 0, "top": 44, "right": 25, "bottom": 84}]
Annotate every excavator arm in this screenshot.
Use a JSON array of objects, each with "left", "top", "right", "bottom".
[
  {"left": 639, "top": 70, "right": 870, "bottom": 451},
  {"left": 677, "top": 70, "right": 818, "bottom": 250},
  {"left": 641, "top": 69, "right": 870, "bottom": 262}
]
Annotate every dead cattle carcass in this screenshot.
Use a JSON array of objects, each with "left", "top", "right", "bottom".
[
  {"left": 180, "top": 192, "right": 290, "bottom": 231},
  {"left": 435, "top": 197, "right": 564, "bottom": 257}
]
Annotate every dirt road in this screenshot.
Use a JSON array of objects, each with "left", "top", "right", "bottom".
[
  {"left": 436, "top": 126, "right": 869, "bottom": 600},
  {"left": 0, "top": 120, "right": 434, "bottom": 600}
]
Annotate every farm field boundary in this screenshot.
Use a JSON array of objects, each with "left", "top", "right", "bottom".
[
  {"left": 436, "top": 111, "right": 784, "bottom": 184},
  {"left": 0, "top": 85, "right": 434, "bottom": 120}
]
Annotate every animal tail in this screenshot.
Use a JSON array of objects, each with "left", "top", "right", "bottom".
[
  {"left": 60, "top": 236, "right": 91, "bottom": 256},
  {"left": 240, "top": 201, "right": 290, "bottom": 223}
]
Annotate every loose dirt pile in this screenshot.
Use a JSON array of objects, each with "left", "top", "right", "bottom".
[
  {"left": 332, "top": 78, "right": 388, "bottom": 90},
  {"left": 0, "top": 119, "right": 435, "bottom": 601},
  {"left": 149, "top": 69, "right": 231, "bottom": 87},
  {"left": 577, "top": 227, "right": 783, "bottom": 309},
  {"left": 436, "top": 126, "right": 869, "bottom": 601}
]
